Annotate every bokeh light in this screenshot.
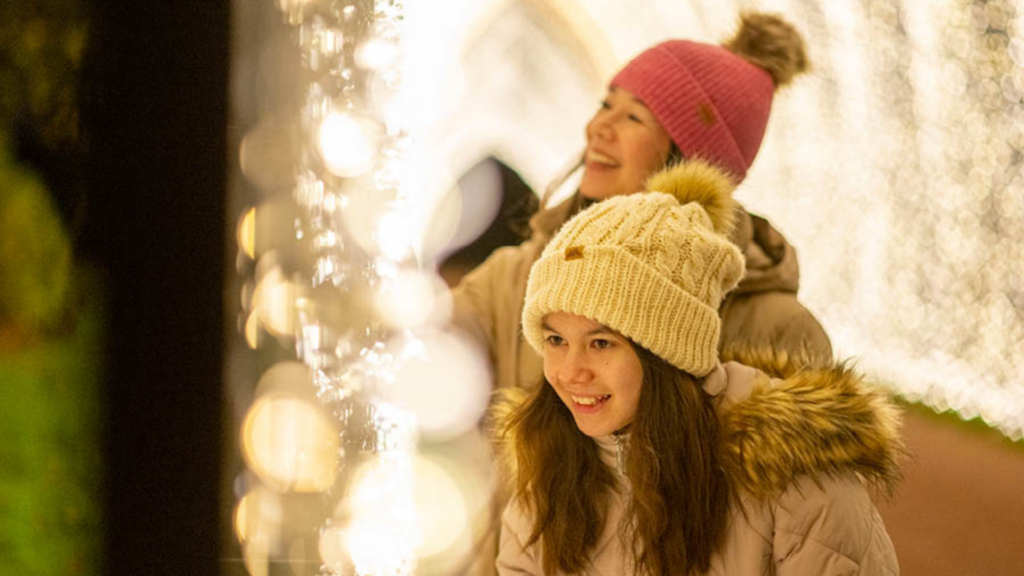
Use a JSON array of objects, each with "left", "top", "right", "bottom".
[
  {"left": 234, "top": 487, "right": 282, "bottom": 545},
  {"left": 237, "top": 207, "right": 256, "bottom": 260},
  {"left": 410, "top": 455, "right": 472, "bottom": 559},
  {"left": 381, "top": 329, "right": 490, "bottom": 442},
  {"left": 355, "top": 35, "right": 400, "bottom": 71},
  {"left": 318, "top": 112, "right": 381, "bottom": 177},
  {"left": 241, "top": 390, "right": 339, "bottom": 492},
  {"left": 317, "top": 521, "right": 347, "bottom": 570},
  {"left": 252, "top": 262, "right": 299, "bottom": 339},
  {"left": 328, "top": 453, "right": 474, "bottom": 571},
  {"left": 242, "top": 538, "right": 270, "bottom": 576},
  {"left": 244, "top": 309, "right": 260, "bottom": 350},
  {"left": 375, "top": 269, "right": 452, "bottom": 329},
  {"left": 336, "top": 453, "right": 418, "bottom": 576},
  {"left": 239, "top": 116, "right": 299, "bottom": 193}
]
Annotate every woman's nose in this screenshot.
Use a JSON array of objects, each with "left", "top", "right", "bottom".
[
  {"left": 558, "top": 347, "right": 593, "bottom": 384},
  {"left": 586, "top": 113, "right": 614, "bottom": 143}
]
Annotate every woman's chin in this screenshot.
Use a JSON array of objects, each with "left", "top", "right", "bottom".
[
  {"left": 579, "top": 177, "right": 613, "bottom": 201},
  {"left": 580, "top": 180, "right": 630, "bottom": 201},
  {"left": 573, "top": 418, "right": 615, "bottom": 438}
]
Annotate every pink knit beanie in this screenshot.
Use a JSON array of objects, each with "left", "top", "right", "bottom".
[{"left": 611, "top": 12, "right": 808, "bottom": 181}]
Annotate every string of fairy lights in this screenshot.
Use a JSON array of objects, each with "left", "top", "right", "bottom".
[
  {"left": 233, "top": 1, "right": 493, "bottom": 574},
  {"left": 229, "top": 0, "right": 1024, "bottom": 574}
]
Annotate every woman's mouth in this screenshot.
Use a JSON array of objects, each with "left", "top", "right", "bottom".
[
  {"left": 570, "top": 394, "right": 611, "bottom": 413},
  {"left": 585, "top": 150, "right": 619, "bottom": 168}
]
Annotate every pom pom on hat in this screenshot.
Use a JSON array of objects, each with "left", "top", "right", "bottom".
[
  {"left": 724, "top": 11, "right": 809, "bottom": 88},
  {"left": 644, "top": 160, "right": 739, "bottom": 236}
]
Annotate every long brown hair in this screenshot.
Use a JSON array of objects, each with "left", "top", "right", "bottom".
[{"left": 501, "top": 343, "right": 730, "bottom": 575}]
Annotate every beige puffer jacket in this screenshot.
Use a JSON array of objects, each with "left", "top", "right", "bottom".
[
  {"left": 451, "top": 165, "right": 832, "bottom": 397},
  {"left": 497, "top": 356, "right": 903, "bottom": 576}
]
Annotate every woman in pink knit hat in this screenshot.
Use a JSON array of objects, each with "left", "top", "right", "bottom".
[
  {"left": 453, "top": 13, "right": 830, "bottom": 398},
  {"left": 455, "top": 12, "right": 836, "bottom": 575}
]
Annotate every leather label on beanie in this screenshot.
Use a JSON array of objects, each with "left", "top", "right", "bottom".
[
  {"left": 697, "top": 102, "right": 717, "bottom": 126},
  {"left": 564, "top": 246, "right": 585, "bottom": 261}
]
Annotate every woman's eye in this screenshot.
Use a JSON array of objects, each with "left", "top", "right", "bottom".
[
  {"left": 600, "top": 100, "right": 611, "bottom": 110},
  {"left": 544, "top": 335, "right": 564, "bottom": 347},
  {"left": 592, "top": 339, "right": 612, "bottom": 350},
  {"left": 628, "top": 113, "right": 643, "bottom": 124}
]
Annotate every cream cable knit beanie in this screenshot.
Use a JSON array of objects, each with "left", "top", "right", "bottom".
[{"left": 522, "top": 160, "right": 746, "bottom": 377}]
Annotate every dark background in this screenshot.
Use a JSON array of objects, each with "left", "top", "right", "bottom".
[{"left": 82, "top": 2, "right": 230, "bottom": 574}]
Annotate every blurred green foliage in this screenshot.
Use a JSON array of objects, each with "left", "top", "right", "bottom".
[
  {"left": 0, "top": 269, "right": 104, "bottom": 575},
  {"left": 0, "top": 2, "right": 87, "bottom": 153},
  {"left": 0, "top": 1, "right": 102, "bottom": 575},
  {"left": 0, "top": 132, "right": 72, "bottom": 334}
]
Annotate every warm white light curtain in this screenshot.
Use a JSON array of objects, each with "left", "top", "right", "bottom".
[{"left": 416, "top": 0, "right": 1024, "bottom": 440}]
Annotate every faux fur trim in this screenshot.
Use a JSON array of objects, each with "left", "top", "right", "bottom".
[
  {"left": 723, "top": 11, "right": 809, "bottom": 88},
  {"left": 717, "top": 359, "right": 905, "bottom": 502},
  {"left": 486, "top": 385, "right": 531, "bottom": 489},
  {"left": 721, "top": 342, "right": 822, "bottom": 378},
  {"left": 644, "top": 159, "right": 739, "bottom": 236}
]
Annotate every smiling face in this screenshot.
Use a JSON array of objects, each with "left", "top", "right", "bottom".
[
  {"left": 579, "top": 86, "right": 673, "bottom": 201},
  {"left": 541, "top": 312, "right": 644, "bottom": 437}
]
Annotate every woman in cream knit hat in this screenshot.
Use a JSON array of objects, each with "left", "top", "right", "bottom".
[{"left": 494, "top": 160, "right": 902, "bottom": 576}]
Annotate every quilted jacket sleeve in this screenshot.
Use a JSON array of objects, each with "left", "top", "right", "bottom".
[{"left": 773, "top": 474, "right": 899, "bottom": 576}]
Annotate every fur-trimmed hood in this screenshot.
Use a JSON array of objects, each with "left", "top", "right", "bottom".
[{"left": 711, "top": 348, "right": 903, "bottom": 501}]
